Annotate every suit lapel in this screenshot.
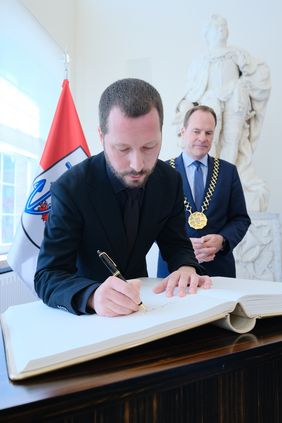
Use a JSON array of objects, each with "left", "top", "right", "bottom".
[
  {"left": 205, "top": 155, "right": 214, "bottom": 195},
  {"left": 86, "top": 154, "right": 128, "bottom": 263},
  {"left": 128, "top": 161, "right": 168, "bottom": 265},
  {"left": 175, "top": 155, "right": 196, "bottom": 209}
]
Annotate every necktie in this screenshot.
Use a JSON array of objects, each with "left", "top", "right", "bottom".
[
  {"left": 193, "top": 161, "right": 204, "bottom": 210},
  {"left": 123, "top": 188, "right": 141, "bottom": 252}
]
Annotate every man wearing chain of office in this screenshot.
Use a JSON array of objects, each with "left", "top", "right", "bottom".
[{"left": 158, "top": 105, "right": 251, "bottom": 278}]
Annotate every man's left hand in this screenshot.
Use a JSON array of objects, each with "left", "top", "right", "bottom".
[{"left": 153, "top": 266, "right": 212, "bottom": 297}]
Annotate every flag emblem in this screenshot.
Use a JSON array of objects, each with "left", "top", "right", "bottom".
[{"left": 22, "top": 146, "right": 88, "bottom": 247}]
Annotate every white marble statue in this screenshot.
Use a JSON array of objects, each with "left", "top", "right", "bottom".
[
  {"left": 234, "top": 212, "right": 282, "bottom": 282},
  {"left": 175, "top": 15, "right": 271, "bottom": 211}
]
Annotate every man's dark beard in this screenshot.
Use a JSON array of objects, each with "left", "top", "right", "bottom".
[{"left": 104, "top": 151, "right": 156, "bottom": 188}]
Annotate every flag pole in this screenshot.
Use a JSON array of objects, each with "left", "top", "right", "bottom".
[{"left": 64, "top": 50, "right": 70, "bottom": 80}]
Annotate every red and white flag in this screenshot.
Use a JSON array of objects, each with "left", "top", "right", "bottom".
[{"left": 8, "top": 79, "right": 91, "bottom": 291}]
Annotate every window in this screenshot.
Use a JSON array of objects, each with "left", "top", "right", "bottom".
[
  {"left": 0, "top": 78, "right": 39, "bottom": 254},
  {"left": 0, "top": 0, "right": 64, "bottom": 261},
  {"left": 0, "top": 152, "right": 38, "bottom": 254}
]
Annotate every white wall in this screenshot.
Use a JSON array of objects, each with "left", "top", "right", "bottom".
[
  {"left": 73, "top": 0, "right": 281, "bottom": 214},
  {"left": 22, "top": 0, "right": 77, "bottom": 79},
  {"left": 22, "top": 0, "right": 282, "bottom": 259}
]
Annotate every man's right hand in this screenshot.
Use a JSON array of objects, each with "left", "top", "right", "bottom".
[
  {"left": 87, "top": 276, "right": 141, "bottom": 316},
  {"left": 190, "top": 234, "right": 224, "bottom": 263}
]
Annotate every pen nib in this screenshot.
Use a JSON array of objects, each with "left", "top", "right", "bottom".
[{"left": 139, "top": 303, "right": 146, "bottom": 311}]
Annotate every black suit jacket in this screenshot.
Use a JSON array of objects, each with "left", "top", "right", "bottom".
[
  {"left": 35, "top": 153, "right": 201, "bottom": 314},
  {"left": 157, "top": 155, "right": 251, "bottom": 278}
]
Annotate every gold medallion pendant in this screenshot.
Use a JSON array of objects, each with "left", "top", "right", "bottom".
[
  {"left": 169, "top": 157, "right": 220, "bottom": 230},
  {"left": 188, "top": 212, "right": 208, "bottom": 229}
]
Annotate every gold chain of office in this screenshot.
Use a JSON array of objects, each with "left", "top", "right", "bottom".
[{"left": 169, "top": 158, "right": 220, "bottom": 229}]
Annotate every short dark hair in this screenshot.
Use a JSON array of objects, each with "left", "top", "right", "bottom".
[
  {"left": 183, "top": 105, "right": 217, "bottom": 128},
  {"left": 99, "top": 78, "right": 163, "bottom": 134}
]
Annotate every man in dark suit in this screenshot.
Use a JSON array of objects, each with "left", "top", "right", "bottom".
[
  {"left": 35, "top": 79, "right": 211, "bottom": 317},
  {"left": 158, "top": 105, "right": 251, "bottom": 279}
]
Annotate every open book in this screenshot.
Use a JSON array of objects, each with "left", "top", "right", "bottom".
[{"left": 1, "top": 276, "right": 282, "bottom": 380}]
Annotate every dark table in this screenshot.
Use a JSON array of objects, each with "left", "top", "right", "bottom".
[{"left": 1, "top": 317, "right": 282, "bottom": 423}]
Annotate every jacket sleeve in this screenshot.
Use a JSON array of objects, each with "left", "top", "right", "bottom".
[
  {"left": 218, "top": 165, "right": 251, "bottom": 252},
  {"left": 34, "top": 179, "right": 101, "bottom": 315}
]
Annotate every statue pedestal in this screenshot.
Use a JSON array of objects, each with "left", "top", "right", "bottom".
[{"left": 234, "top": 212, "right": 282, "bottom": 282}]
